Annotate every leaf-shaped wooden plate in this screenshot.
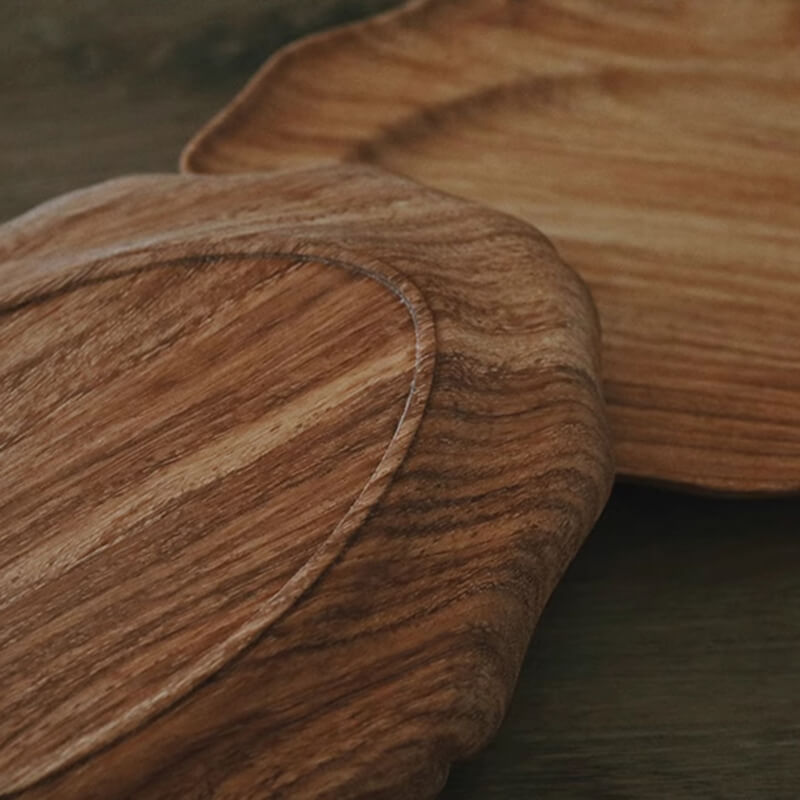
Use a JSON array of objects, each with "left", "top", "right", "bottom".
[
  {"left": 183, "top": 0, "right": 800, "bottom": 494},
  {"left": 0, "top": 165, "right": 612, "bottom": 799}
]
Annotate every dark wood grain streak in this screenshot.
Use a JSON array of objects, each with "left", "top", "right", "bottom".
[
  {"left": 0, "top": 165, "right": 612, "bottom": 798},
  {"left": 182, "top": 0, "right": 800, "bottom": 494}
]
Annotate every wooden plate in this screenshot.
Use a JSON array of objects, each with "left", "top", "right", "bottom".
[
  {"left": 0, "top": 165, "right": 612, "bottom": 799},
  {"left": 182, "top": 0, "right": 800, "bottom": 494}
]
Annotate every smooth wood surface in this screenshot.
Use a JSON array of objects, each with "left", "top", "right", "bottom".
[
  {"left": 1, "top": 253, "right": 420, "bottom": 790},
  {"left": 183, "top": 0, "right": 800, "bottom": 494},
  {"left": 0, "top": 165, "right": 612, "bottom": 798}
]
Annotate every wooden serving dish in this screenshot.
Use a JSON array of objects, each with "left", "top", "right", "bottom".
[
  {"left": 182, "top": 0, "right": 800, "bottom": 494},
  {"left": 0, "top": 165, "right": 612, "bottom": 798}
]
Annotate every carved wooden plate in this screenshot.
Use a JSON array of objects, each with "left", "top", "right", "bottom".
[
  {"left": 182, "top": 0, "right": 800, "bottom": 494},
  {"left": 0, "top": 165, "right": 612, "bottom": 799}
]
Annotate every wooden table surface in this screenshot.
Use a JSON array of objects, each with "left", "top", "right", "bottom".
[{"left": 2, "top": 2, "right": 798, "bottom": 797}]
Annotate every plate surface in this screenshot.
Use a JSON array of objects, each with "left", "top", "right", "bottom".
[{"left": 0, "top": 165, "right": 612, "bottom": 798}]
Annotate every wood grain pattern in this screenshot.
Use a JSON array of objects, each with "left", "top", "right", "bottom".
[
  {"left": 0, "top": 165, "right": 612, "bottom": 798},
  {"left": 182, "top": 0, "right": 800, "bottom": 494},
  {"left": 0, "top": 255, "right": 422, "bottom": 791}
]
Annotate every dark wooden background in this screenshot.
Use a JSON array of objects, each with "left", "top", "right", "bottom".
[{"left": 2, "top": 2, "right": 798, "bottom": 797}]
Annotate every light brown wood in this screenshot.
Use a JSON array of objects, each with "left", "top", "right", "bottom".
[
  {"left": 182, "top": 0, "right": 800, "bottom": 494},
  {"left": 0, "top": 165, "right": 613, "bottom": 799}
]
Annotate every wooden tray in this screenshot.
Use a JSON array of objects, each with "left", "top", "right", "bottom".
[
  {"left": 0, "top": 165, "right": 612, "bottom": 798},
  {"left": 182, "top": 0, "right": 800, "bottom": 494}
]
